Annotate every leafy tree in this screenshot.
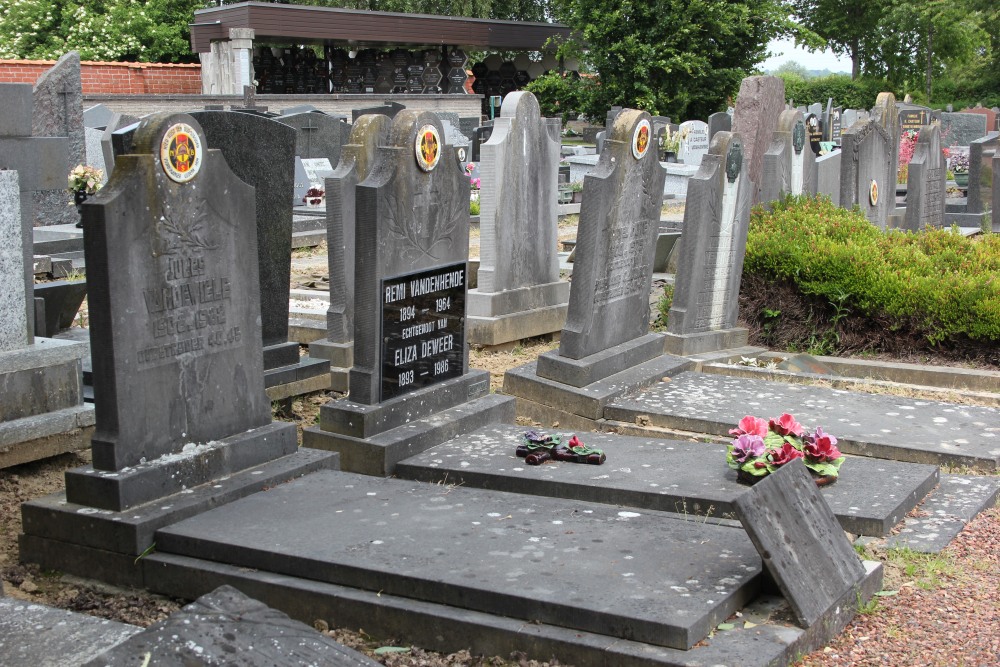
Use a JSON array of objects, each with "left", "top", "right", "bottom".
[
  {"left": 773, "top": 60, "right": 810, "bottom": 80},
  {"left": 790, "top": 0, "right": 889, "bottom": 79},
  {"left": 547, "top": 0, "right": 794, "bottom": 121}
]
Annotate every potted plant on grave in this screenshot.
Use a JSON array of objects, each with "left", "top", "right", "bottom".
[
  {"left": 950, "top": 153, "right": 970, "bottom": 188},
  {"left": 726, "top": 413, "right": 845, "bottom": 486},
  {"left": 67, "top": 164, "right": 104, "bottom": 228},
  {"left": 658, "top": 127, "right": 686, "bottom": 163}
]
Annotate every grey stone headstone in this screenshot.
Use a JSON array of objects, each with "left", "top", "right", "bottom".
[
  {"left": 293, "top": 157, "right": 310, "bottom": 204},
  {"left": 667, "top": 131, "right": 752, "bottom": 335},
  {"left": 734, "top": 459, "right": 867, "bottom": 628},
  {"left": 823, "top": 98, "right": 834, "bottom": 141},
  {"left": 277, "top": 111, "right": 349, "bottom": 166},
  {"left": 350, "top": 100, "right": 405, "bottom": 123},
  {"left": 559, "top": 109, "right": 666, "bottom": 359},
  {"left": 595, "top": 129, "right": 606, "bottom": 154},
  {"left": 871, "top": 92, "right": 902, "bottom": 200},
  {"left": 840, "top": 117, "right": 892, "bottom": 229},
  {"left": 86, "top": 585, "right": 379, "bottom": 667},
  {"left": 0, "top": 83, "right": 69, "bottom": 339},
  {"left": 279, "top": 104, "right": 321, "bottom": 116},
  {"left": 325, "top": 114, "right": 392, "bottom": 345},
  {"left": 677, "top": 120, "right": 709, "bottom": 166},
  {"left": 83, "top": 104, "right": 114, "bottom": 129},
  {"left": 829, "top": 107, "right": 843, "bottom": 142},
  {"left": 477, "top": 91, "right": 561, "bottom": 294},
  {"left": 707, "top": 111, "right": 731, "bottom": 142},
  {"left": 81, "top": 113, "right": 272, "bottom": 471},
  {"left": 84, "top": 127, "right": 107, "bottom": 179},
  {"left": 967, "top": 132, "right": 998, "bottom": 215},
  {"left": 187, "top": 111, "right": 296, "bottom": 353},
  {"left": 903, "top": 124, "right": 946, "bottom": 231},
  {"left": 760, "top": 109, "right": 817, "bottom": 205},
  {"left": 99, "top": 113, "right": 139, "bottom": 179},
  {"left": 842, "top": 109, "right": 861, "bottom": 130},
  {"left": 0, "top": 171, "right": 26, "bottom": 352},
  {"left": 605, "top": 105, "right": 623, "bottom": 129},
  {"left": 32, "top": 51, "right": 85, "bottom": 226},
  {"left": 940, "top": 112, "right": 987, "bottom": 148},
  {"left": 732, "top": 76, "right": 786, "bottom": 202},
  {"left": 349, "top": 110, "right": 470, "bottom": 404},
  {"left": 816, "top": 151, "right": 841, "bottom": 206}
]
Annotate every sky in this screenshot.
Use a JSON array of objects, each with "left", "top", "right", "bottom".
[{"left": 761, "top": 37, "right": 852, "bottom": 74}]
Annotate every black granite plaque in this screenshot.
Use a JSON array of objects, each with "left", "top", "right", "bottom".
[
  {"left": 899, "top": 109, "right": 929, "bottom": 132},
  {"left": 380, "top": 262, "right": 466, "bottom": 401},
  {"left": 806, "top": 114, "right": 823, "bottom": 155}
]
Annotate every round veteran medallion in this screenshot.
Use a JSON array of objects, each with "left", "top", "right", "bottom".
[
  {"left": 415, "top": 124, "right": 441, "bottom": 172},
  {"left": 632, "top": 119, "right": 651, "bottom": 160},
  {"left": 160, "top": 123, "right": 202, "bottom": 183},
  {"left": 869, "top": 179, "right": 879, "bottom": 206}
]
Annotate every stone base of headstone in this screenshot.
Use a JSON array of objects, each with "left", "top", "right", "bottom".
[
  {"left": 302, "top": 370, "right": 515, "bottom": 475},
  {"left": 0, "top": 338, "right": 94, "bottom": 469},
  {"left": 306, "top": 338, "right": 352, "bottom": 392},
  {"left": 537, "top": 332, "right": 667, "bottom": 387},
  {"left": 663, "top": 327, "right": 749, "bottom": 356},
  {"left": 32, "top": 223, "right": 84, "bottom": 256},
  {"left": 945, "top": 211, "right": 990, "bottom": 228},
  {"left": 466, "top": 280, "right": 569, "bottom": 347},
  {"left": 262, "top": 340, "right": 332, "bottom": 400},
  {"left": 19, "top": 446, "right": 339, "bottom": 588},
  {"left": 503, "top": 353, "right": 694, "bottom": 425}
]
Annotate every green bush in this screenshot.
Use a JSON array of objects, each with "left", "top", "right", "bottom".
[
  {"left": 777, "top": 74, "right": 896, "bottom": 111},
  {"left": 745, "top": 195, "right": 1000, "bottom": 345},
  {"left": 524, "top": 72, "right": 590, "bottom": 123}
]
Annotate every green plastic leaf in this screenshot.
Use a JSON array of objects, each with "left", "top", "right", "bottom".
[
  {"left": 373, "top": 646, "right": 410, "bottom": 655},
  {"left": 717, "top": 623, "right": 735, "bottom": 631},
  {"left": 874, "top": 590, "right": 899, "bottom": 597},
  {"left": 764, "top": 433, "right": 785, "bottom": 448}
]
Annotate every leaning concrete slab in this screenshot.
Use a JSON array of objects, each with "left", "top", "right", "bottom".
[
  {"left": 605, "top": 371, "right": 1000, "bottom": 470},
  {"left": 154, "top": 469, "right": 762, "bottom": 651},
  {"left": 394, "top": 423, "right": 939, "bottom": 537}
]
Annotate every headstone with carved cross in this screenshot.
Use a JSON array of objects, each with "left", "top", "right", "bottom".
[
  {"left": 302, "top": 110, "right": 514, "bottom": 476},
  {"left": 276, "top": 111, "right": 350, "bottom": 167},
  {"left": 664, "top": 131, "right": 753, "bottom": 355},
  {"left": 32, "top": 51, "right": 84, "bottom": 226}
]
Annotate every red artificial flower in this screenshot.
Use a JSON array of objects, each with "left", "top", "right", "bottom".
[
  {"left": 804, "top": 427, "right": 841, "bottom": 461},
  {"left": 568, "top": 435, "right": 584, "bottom": 450},
  {"left": 729, "top": 415, "right": 769, "bottom": 438},
  {"left": 768, "top": 442, "right": 805, "bottom": 466},
  {"left": 769, "top": 413, "right": 805, "bottom": 437}
]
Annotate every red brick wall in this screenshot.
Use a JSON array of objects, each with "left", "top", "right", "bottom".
[{"left": 0, "top": 59, "right": 201, "bottom": 94}]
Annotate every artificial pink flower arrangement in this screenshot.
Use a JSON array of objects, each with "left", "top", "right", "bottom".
[{"left": 726, "top": 413, "right": 845, "bottom": 483}]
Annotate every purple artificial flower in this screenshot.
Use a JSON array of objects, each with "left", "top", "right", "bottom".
[{"left": 731, "top": 434, "right": 766, "bottom": 463}]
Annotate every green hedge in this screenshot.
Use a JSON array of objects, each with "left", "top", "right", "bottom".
[
  {"left": 745, "top": 196, "right": 1000, "bottom": 344},
  {"left": 777, "top": 74, "right": 897, "bottom": 111}
]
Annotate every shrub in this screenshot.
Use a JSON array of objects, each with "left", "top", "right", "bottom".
[{"left": 745, "top": 195, "right": 1000, "bottom": 345}]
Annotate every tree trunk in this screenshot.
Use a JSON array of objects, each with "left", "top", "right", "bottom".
[
  {"left": 925, "top": 26, "right": 933, "bottom": 102},
  {"left": 851, "top": 40, "right": 861, "bottom": 80}
]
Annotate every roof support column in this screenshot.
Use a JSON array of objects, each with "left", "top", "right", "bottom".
[{"left": 200, "top": 27, "right": 256, "bottom": 95}]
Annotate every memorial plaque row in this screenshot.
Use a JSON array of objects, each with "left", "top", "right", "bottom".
[{"left": 380, "top": 263, "right": 466, "bottom": 401}]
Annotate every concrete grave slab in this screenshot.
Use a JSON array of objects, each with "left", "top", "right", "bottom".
[
  {"left": 604, "top": 371, "right": 1000, "bottom": 470},
  {"left": 395, "top": 422, "right": 940, "bottom": 537},
  {"left": 734, "top": 459, "right": 867, "bottom": 628},
  {"left": 0, "top": 597, "right": 140, "bottom": 667},
  {"left": 154, "top": 469, "right": 763, "bottom": 651},
  {"left": 86, "top": 585, "right": 379, "bottom": 667}
]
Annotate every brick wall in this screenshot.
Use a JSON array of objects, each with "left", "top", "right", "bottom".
[{"left": 0, "top": 59, "right": 201, "bottom": 95}]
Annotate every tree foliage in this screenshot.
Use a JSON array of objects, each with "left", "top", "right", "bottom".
[
  {"left": 0, "top": 0, "right": 206, "bottom": 63},
  {"left": 546, "top": 0, "right": 793, "bottom": 122}
]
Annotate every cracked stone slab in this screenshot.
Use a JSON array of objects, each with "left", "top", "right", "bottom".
[
  {"left": 155, "top": 469, "right": 762, "bottom": 651},
  {"left": 395, "top": 423, "right": 939, "bottom": 537},
  {"left": 882, "top": 474, "right": 1000, "bottom": 553},
  {"left": 606, "top": 371, "right": 1000, "bottom": 470}
]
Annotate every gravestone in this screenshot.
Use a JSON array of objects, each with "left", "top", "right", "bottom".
[
  {"left": 732, "top": 76, "right": 785, "bottom": 203},
  {"left": 760, "top": 109, "right": 818, "bottom": 206},
  {"left": 309, "top": 114, "right": 393, "bottom": 391},
  {"left": 99, "top": 112, "right": 140, "bottom": 179},
  {"left": 0, "top": 172, "right": 27, "bottom": 350},
  {"left": 829, "top": 107, "right": 843, "bottom": 143},
  {"left": 842, "top": 109, "right": 861, "bottom": 131},
  {"left": 816, "top": 151, "right": 842, "bottom": 206},
  {"left": 555, "top": 110, "right": 666, "bottom": 363},
  {"left": 0, "top": 83, "right": 69, "bottom": 336},
  {"left": 960, "top": 106, "right": 998, "bottom": 132},
  {"left": 664, "top": 131, "right": 752, "bottom": 355},
  {"left": 351, "top": 100, "right": 405, "bottom": 123},
  {"left": 32, "top": 51, "right": 85, "bottom": 226},
  {"left": 84, "top": 128, "right": 107, "bottom": 179},
  {"left": 276, "top": 111, "right": 349, "bottom": 168},
  {"left": 898, "top": 104, "right": 931, "bottom": 133},
  {"left": 83, "top": 104, "right": 114, "bottom": 130},
  {"left": 295, "top": 157, "right": 335, "bottom": 205},
  {"left": 840, "top": 117, "right": 893, "bottom": 229},
  {"left": 808, "top": 102, "right": 823, "bottom": 119},
  {"left": 939, "top": 112, "right": 987, "bottom": 148},
  {"left": 734, "top": 459, "right": 868, "bottom": 628},
  {"left": 902, "top": 124, "right": 946, "bottom": 231},
  {"left": 822, "top": 98, "right": 834, "bottom": 141},
  {"left": 19, "top": 113, "right": 334, "bottom": 582},
  {"left": 302, "top": 111, "right": 514, "bottom": 475},
  {"left": 467, "top": 91, "right": 569, "bottom": 346},
  {"left": 871, "top": 92, "right": 902, "bottom": 201},
  {"left": 187, "top": 110, "right": 330, "bottom": 397},
  {"left": 805, "top": 113, "right": 823, "bottom": 155},
  {"left": 707, "top": 111, "right": 731, "bottom": 141},
  {"left": 966, "top": 132, "right": 998, "bottom": 215},
  {"left": 677, "top": 120, "right": 710, "bottom": 166}
]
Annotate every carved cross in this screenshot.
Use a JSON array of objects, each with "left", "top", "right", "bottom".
[{"left": 300, "top": 115, "right": 320, "bottom": 158}]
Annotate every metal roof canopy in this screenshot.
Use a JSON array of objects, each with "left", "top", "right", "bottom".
[{"left": 190, "top": 2, "right": 572, "bottom": 53}]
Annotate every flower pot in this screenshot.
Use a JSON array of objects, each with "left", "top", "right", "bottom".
[
  {"left": 73, "top": 189, "right": 88, "bottom": 228},
  {"left": 663, "top": 151, "right": 678, "bottom": 163},
  {"left": 954, "top": 172, "right": 969, "bottom": 188}
]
